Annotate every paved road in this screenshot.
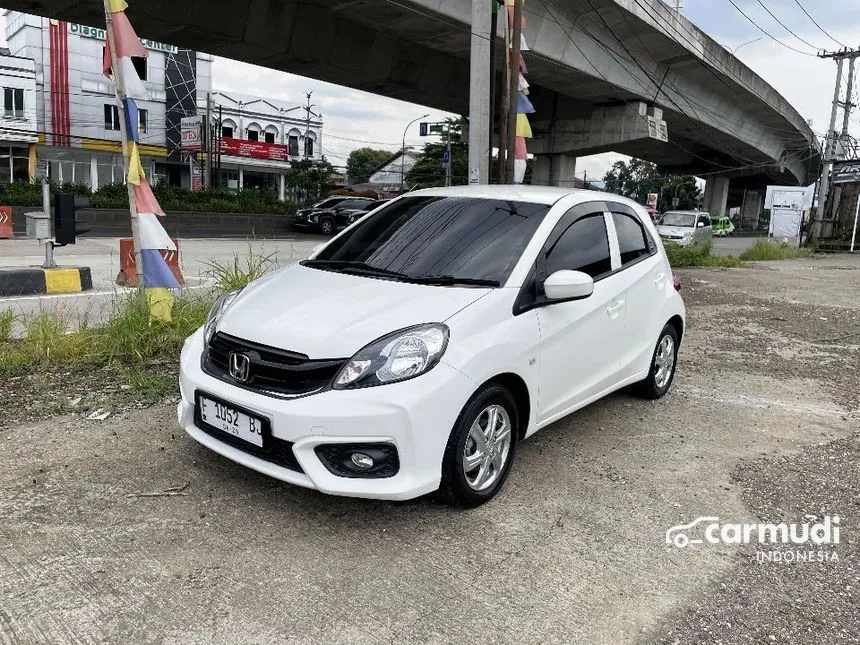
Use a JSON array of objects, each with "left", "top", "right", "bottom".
[
  {"left": 1, "top": 255, "right": 858, "bottom": 644},
  {"left": 0, "top": 236, "right": 324, "bottom": 327},
  {"left": 709, "top": 234, "right": 759, "bottom": 256}
]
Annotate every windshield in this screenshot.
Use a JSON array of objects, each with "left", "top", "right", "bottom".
[
  {"left": 308, "top": 196, "right": 550, "bottom": 284},
  {"left": 660, "top": 212, "right": 697, "bottom": 227}
]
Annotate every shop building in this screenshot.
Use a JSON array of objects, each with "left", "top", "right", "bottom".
[{"left": 2, "top": 11, "right": 323, "bottom": 197}]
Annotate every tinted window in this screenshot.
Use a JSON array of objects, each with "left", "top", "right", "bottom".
[
  {"left": 314, "top": 197, "right": 346, "bottom": 209},
  {"left": 338, "top": 199, "right": 371, "bottom": 210},
  {"left": 545, "top": 213, "right": 611, "bottom": 279},
  {"left": 314, "top": 197, "right": 549, "bottom": 283},
  {"left": 698, "top": 215, "right": 711, "bottom": 227},
  {"left": 660, "top": 212, "right": 696, "bottom": 227},
  {"left": 613, "top": 213, "right": 650, "bottom": 265}
]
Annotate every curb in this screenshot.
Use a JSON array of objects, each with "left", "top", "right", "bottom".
[{"left": 0, "top": 267, "right": 93, "bottom": 297}]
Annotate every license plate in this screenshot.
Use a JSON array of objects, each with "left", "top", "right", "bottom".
[{"left": 199, "top": 396, "right": 264, "bottom": 447}]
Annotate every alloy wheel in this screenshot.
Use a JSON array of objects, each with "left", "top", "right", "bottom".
[
  {"left": 463, "top": 404, "right": 512, "bottom": 491},
  {"left": 654, "top": 334, "right": 676, "bottom": 389}
]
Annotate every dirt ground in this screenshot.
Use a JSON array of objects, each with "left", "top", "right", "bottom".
[{"left": 1, "top": 255, "right": 858, "bottom": 645}]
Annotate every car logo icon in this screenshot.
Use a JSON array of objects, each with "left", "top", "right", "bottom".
[{"left": 228, "top": 352, "right": 251, "bottom": 382}]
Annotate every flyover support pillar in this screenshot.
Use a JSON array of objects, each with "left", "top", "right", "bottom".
[
  {"left": 740, "top": 189, "right": 763, "bottom": 230},
  {"left": 703, "top": 177, "right": 729, "bottom": 217},
  {"left": 530, "top": 154, "right": 576, "bottom": 187},
  {"left": 467, "top": 0, "right": 490, "bottom": 184}
]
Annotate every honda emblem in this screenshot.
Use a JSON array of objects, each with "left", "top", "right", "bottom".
[{"left": 228, "top": 352, "right": 251, "bottom": 382}]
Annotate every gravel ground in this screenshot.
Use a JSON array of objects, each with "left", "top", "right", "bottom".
[{"left": 1, "top": 254, "right": 858, "bottom": 644}]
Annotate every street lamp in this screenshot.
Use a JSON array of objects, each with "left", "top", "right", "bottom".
[{"left": 401, "top": 114, "right": 429, "bottom": 193}]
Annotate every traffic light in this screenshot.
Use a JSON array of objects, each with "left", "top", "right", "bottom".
[{"left": 54, "top": 193, "right": 91, "bottom": 246}]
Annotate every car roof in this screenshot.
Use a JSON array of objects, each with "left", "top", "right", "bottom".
[{"left": 406, "top": 184, "right": 637, "bottom": 207}]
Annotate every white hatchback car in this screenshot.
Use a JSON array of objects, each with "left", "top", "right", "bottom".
[{"left": 178, "top": 186, "right": 685, "bottom": 507}]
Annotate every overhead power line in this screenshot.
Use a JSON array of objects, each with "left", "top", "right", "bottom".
[
  {"left": 791, "top": 0, "right": 847, "bottom": 48},
  {"left": 753, "top": 0, "right": 825, "bottom": 52},
  {"left": 723, "top": 0, "right": 818, "bottom": 56}
]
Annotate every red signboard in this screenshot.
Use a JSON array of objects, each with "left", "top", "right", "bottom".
[{"left": 220, "top": 137, "right": 290, "bottom": 162}]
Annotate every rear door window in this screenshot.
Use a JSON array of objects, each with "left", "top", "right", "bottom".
[{"left": 612, "top": 212, "right": 651, "bottom": 266}]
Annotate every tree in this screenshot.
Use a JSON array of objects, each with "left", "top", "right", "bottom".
[
  {"left": 602, "top": 158, "right": 701, "bottom": 211},
  {"left": 285, "top": 157, "right": 334, "bottom": 206},
  {"left": 659, "top": 175, "right": 702, "bottom": 211},
  {"left": 406, "top": 118, "right": 468, "bottom": 189},
  {"left": 602, "top": 158, "right": 663, "bottom": 205},
  {"left": 346, "top": 147, "right": 395, "bottom": 184}
]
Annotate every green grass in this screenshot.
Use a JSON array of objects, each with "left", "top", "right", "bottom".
[
  {"left": 203, "top": 246, "right": 279, "bottom": 291},
  {"left": 739, "top": 239, "right": 812, "bottom": 261},
  {"left": 0, "top": 310, "right": 14, "bottom": 342},
  {"left": 664, "top": 240, "right": 744, "bottom": 268}
]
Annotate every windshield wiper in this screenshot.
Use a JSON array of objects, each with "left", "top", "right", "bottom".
[
  {"left": 407, "top": 275, "right": 500, "bottom": 287},
  {"left": 301, "top": 259, "right": 408, "bottom": 278}
]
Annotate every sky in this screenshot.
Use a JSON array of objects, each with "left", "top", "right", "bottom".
[{"left": 212, "top": 0, "right": 860, "bottom": 183}]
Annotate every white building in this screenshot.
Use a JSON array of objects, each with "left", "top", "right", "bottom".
[
  {"left": 0, "top": 47, "right": 37, "bottom": 183},
  {"left": 206, "top": 90, "right": 322, "bottom": 199},
  {"left": 2, "top": 11, "right": 323, "bottom": 197}
]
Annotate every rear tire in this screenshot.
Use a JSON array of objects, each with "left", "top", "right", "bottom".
[
  {"left": 636, "top": 324, "right": 679, "bottom": 399},
  {"left": 438, "top": 384, "right": 518, "bottom": 508},
  {"left": 320, "top": 217, "right": 335, "bottom": 235}
]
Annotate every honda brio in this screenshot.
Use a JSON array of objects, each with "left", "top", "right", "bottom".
[{"left": 178, "top": 186, "right": 685, "bottom": 507}]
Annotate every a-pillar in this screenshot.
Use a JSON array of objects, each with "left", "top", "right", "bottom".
[
  {"left": 703, "top": 177, "right": 729, "bottom": 217},
  {"left": 530, "top": 153, "right": 576, "bottom": 187},
  {"left": 740, "top": 189, "right": 763, "bottom": 230}
]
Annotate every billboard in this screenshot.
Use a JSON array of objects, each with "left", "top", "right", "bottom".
[
  {"left": 180, "top": 116, "right": 203, "bottom": 153},
  {"left": 220, "top": 137, "right": 289, "bottom": 162}
]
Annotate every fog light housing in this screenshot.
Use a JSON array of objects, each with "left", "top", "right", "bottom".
[
  {"left": 315, "top": 443, "right": 399, "bottom": 478},
  {"left": 350, "top": 452, "right": 374, "bottom": 470}
]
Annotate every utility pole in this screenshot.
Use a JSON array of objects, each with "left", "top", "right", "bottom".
[
  {"left": 217, "top": 105, "right": 223, "bottom": 189},
  {"left": 468, "top": 0, "right": 491, "bottom": 184},
  {"left": 813, "top": 48, "right": 860, "bottom": 243},
  {"left": 504, "top": 0, "right": 523, "bottom": 184},
  {"left": 205, "top": 92, "right": 212, "bottom": 189},
  {"left": 488, "top": 0, "right": 499, "bottom": 180},
  {"left": 303, "top": 91, "right": 315, "bottom": 161},
  {"left": 445, "top": 125, "right": 452, "bottom": 187},
  {"left": 497, "top": 1, "right": 510, "bottom": 184}
]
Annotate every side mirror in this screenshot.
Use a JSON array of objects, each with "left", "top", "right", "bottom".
[
  {"left": 544, "top": 270, "right": 594, "bottom": 301},
  {"left": 697, "top": 221, "right": 706, "bottom": 228}
]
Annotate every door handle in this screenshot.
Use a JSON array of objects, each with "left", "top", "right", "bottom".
[
  {"left": 654, "top": 272, "right": 666, "bottom": 287},
  {"left": 606, "top": 300, "right": 625, "bottom": 316}
]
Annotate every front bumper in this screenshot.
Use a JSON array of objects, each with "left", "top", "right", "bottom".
[
  {"left": 177, "top": 329, "right": 477, "bottom": 500},
  {"left": 661, "top": 235, "right": 694, "bottom": 247}
]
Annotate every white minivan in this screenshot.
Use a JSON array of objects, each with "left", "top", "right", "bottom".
[{"left": 178, "top": 186, "right": 685, "bottom": 507}]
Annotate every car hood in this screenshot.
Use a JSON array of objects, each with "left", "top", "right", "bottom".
[
  {"left": 216, "top": 264, "right": 492, "bottom": 358},
  {"left": 657, "top": 225, "right": 693, "bottom": 236}
]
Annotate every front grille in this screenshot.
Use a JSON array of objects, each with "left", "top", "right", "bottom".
[
  {"left": 193, "top": 398, "right": 303, "bottom": 473},
  {"left": 203, "top": 332, "right": 346, "bottom": 397}
]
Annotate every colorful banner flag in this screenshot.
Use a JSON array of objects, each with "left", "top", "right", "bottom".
[
  {"left": 134, "top": 178, "right": 164, "bottom": 216},
  {"left": 145, "top": 288, "right": 175, "bottom": 323},
  {"left": 516, "top": 92, "right": 535, "bottom": 114},
  {"left": 108, "top": 0, "right": 129, "bottom": 11},
  {"left": 138, "top": 213, "right": 176, "bottom": 251},
  {"left": 123, "top": 98, "right": 139, "bottom": 142},
  {"left": 127, "top": 141, "right": 146, "bottom": 185},
  {"left": 119, "top": 57, "right": 148, "bottom": 100},
  {"left": 516, "top": 113, "right": 532, "bottom": 138},
  {"left": 110, "top": 11, "right": 147, "bottom": 59}
]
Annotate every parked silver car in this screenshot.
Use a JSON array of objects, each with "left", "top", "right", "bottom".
[{"left": 657, "top": 211, "right": 712, "bottom": 247}]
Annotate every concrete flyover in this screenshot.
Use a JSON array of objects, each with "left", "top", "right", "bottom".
[{"left": 6, "top": 0, "right": 821, "bottom": 216}]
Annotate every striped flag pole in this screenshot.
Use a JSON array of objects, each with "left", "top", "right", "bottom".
[{"left": 103, "top": 0, "right": 146, "bottom": 300}]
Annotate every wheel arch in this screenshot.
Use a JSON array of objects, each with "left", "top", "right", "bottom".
[
  {"left": 482, "top": 372, "right": 531, "bottom": 441},
  {"left": 667, "top": 314, "right": 684, "bottom": 344}
]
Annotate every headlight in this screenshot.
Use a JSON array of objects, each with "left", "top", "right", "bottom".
[
  {"left": 204, "top": 288, "right": 242, "bottom": 344},
  {"left": 333, "top": 323, "right": 449, "bottom": 389},
  {"left": 683, "top": 231, "right": 694, "bottom": 237}
]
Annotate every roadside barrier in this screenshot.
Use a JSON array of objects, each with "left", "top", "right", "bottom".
[
  {"left": 116, "top": 238, "right": 185, "bottom": 287},
  {"left": 0, "top": 206, "right": 13, "bottom": 239}
]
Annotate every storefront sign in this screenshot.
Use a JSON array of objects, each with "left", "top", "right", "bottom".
[
  {"left": 832, "top": 160, "right": 860, "bottom": 184},
  {"left": 220, "top": 137, "right": 289, "bottom": 162},
  {"left": 181, "top": 116, "right": 202, "bottom": 153},
  {"left": 69, "top": 23, "right": 178, "bottom": 53}
]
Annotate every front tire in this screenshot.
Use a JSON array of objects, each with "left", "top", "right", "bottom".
[
  {"left": 319, "top": 217, "right": 335, "bottom": 235},
  {"left": 438, "top": 384, "right": 518, "bottom": 507},
  {"left": 636, "top": 324, "right": 679, "bottom": 399}
]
